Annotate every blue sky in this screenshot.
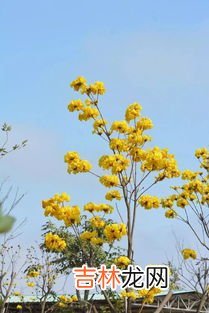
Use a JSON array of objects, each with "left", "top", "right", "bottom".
[{"left": 1, "top": 0, "right": 209, "bottom": 283}]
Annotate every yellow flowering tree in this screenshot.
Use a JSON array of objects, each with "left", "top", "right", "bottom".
[
  {"left": 0, "top": 237, "right": 26, "bottom": 313},
  {"left": 23, "top": 245, "right": 76, "bottom": 313},
  {"left": 0, "top": 123, "right": 27, "bottom": 234},
  {"left": 161, "top": 148, "right": 209, "bottom": 312},
  {"left": 42, "top": 76, "right": 180, "bottom": 313}
]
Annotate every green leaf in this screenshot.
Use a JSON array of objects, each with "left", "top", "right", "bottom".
[{"left": 0, "top": 215, "right": 16, "bottom": 233}]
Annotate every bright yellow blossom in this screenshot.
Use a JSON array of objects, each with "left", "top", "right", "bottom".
[
  {"left": 90, "top": 216, "right": 105, "bottom": 228},
  {"left": 105, "top": 190, "right": 122, "bottom": 201},
  {"left": 139, "top": 195, "right": 160, "bottom": 209},
  {"left": 68, "top": 99, "right": 83, "bottom": 112},
  {"left": 181, "top": 248, "right": 197, "bottom": 260},
  {"left": 114, "top": 256, "right": 131, "bottom": 269},
  {"left": 104, "top": 223, "right": 127, "bottom": 242},
  {"left": 27, "top": 282, "right": 35, "bottom": 287},
  {"left": 70, "top": 76, "right": 86, "bottom": 91},
  {"left": 165, "top": 209, "right": 177, "bottom": 218},
  {"left": 111, "top": 120, "right": 129, "bottom": 134},
  {"left": 78, "top": 107, "right": 99, "bottom": 121},
  {"left": 100, "top": 175, "right": 119, "bottom": 188},
  {"left": 45, "top": 233, "right": 66, "bottom": 252},
  {"left": 125, "top": 102, "right": 142, "bottom": 122}
]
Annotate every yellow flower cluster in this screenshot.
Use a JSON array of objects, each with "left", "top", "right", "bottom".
[
  {"left": 27, "top": 270, "right": 40, "bottom": 278},
  {"left": 99, "top": 154, "right": 130, "bottom": 174},
  {"left": 69, "top": 77, "right": 105, "bottom": 124},
  {"left": 78, "top": 106, "right": 99, "bottom": 121},
  {"left": 138, "top": 195, "right": 160, "bottom": 209},
  {"left": 68, "top": 99, "right": 84, "bottom": 112},
  {"left": 181, "top": 170, "right": 200, "bottom": 180},
  {"left": 16, "top": 305, "right": 22, "bottom": 310},
  {"left": 138, "top": 288, "right": 161, "bottom": 304},
  {"left": 105, "top": 190, "right": 122, "bottom": 201},
  {"left": 93, "top": 119, "right": 107, "bottom": 135},
  {"left": 120, "top": 290, "right": 138, "bottom": 300},
  {"left": 13, "top": 291, "right": 22, "bottom": 296},
  {"left": 99, "top": 175, "right": 119, "bottom": 188},
  {"left": 195, "top": 147, "right": 209, "bottom": 171},
  {"left": 45, "top": 233, "right": 66, "bottom": 252},
  {"left": 136, "top": 117, "right": 154, "bottom": 130},
  {"left": 80, "top": 230, "right": 104, "bottom": 245},
  {"left": 111, "top": 120, "right": 129, "bottom": 134},
  {"left": 58, "top": 295, "right": 78, "bottom": 307},
  {"left": 128, "top": 129, "right": 152, "bottom": 146},
  {"left": 90, "top": 216, "right": 106, "bottom": 228},
  {"left": 129, "top": 148, "right": 147, "bottom": 162},
  {"left": 125, "top": 102, "right": 142, "bottom": 122},
  {"left": 104, "top": 223, "right": 127, "bottom": 242},
  {"left": 164, "top": 209, "right": 177, "bottom": 218},
  {"left": 84, "top": 202, "right": 114, "bottom": 214},
  {"left": 114, "top": 256, "right": 131, "bottom": 269},
  {"left": 163, "top": 149, "right": 209, "bottom": 213},
  {"left": 70, "top": 76, "right": 87, "bottom": 91},
  {"left": 27, "top": 282, "right": 35, "bottom": 287},
  {"left": 109, "top": 138, "right": 129, "bottom": 152},
  {"left": 140, "top": 147, "right": 180, "bottom": 179},
  {"left": 181, "top": 248, "right": 197, "bottom": 260},
  {"left": 42, "top": 192, "right": 80, "bottom": 226},
  {"left": 161, "top": 198, "right": 173, "bottom": 209},
  {"left": 64, "top": 151, "right": 92, "bottom": 174}
]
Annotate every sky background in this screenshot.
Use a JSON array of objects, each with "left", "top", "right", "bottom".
[{"left": 1, "top": 0, "right": 209, "bottom": 292}]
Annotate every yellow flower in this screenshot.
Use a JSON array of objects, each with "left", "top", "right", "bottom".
[
  {"left": 90, "top": 216, "right": 106, "bottom": 228},
  {"left": 13, "top": 291, "right": 22, "bottom": 296},
  {"left": 99, "top": 175, "right": 119, "bottom": 188},
  {"left": 139, "top": 195, "right": 160, "bottom": 209},
  {"left": 111, "top": 120, "right": 129, "bottom": 134},
  {"left": 176, "top": 198, "right": 188, "bottom": 208},
  {"left": 165, "top": 209, "right": 177, "bottom": 218},
  {"left": 27, "top": 282, "right": 35, "bottom": 287},
  {"left": 120, "top": 290, "right": 138, "bottom": 299},
  {"left": 114, "top": 256, "right": 131, "bottom": 269},
  {"left": 84, "top": 202, "right": 99, "bottom": 213},
  {"left": 70, "top": 76, "right": 86, "bottom": 91},
  {"left": 90, "top": 237, "right": 104, "bottom": 245},
  {"left": 45, "top": 233, "right": 66, "bottom": 251},
  {"left": 105, "top": 190, "right": 122, "bottom": 201},
  {"left": 16, "top": 305, "right": 22, "bottom": 310},
  {"left": 104, "top": 223, "right": 127, "bottom": 242},
  {"left": 62, "top": 205, "right": 81, "bottom": 226},
  {"left": 27, "top": 270, "right": 40, "bottom": 278},
  {"left": 125, "top": 102, "right": 142, "bottom": 122},
  {"left": 136, "top": 117, "right": 153, "bottom": 130},
  {"left": 64, "top": 151, "right": 80, "bottom": 164},
  {"left": 93, "top": 119, "right": 107, "bottom": 135},
  {"left": 195, "top": 147, "right": 208, "bottom": 159},
  {"left": 181, "top": 248, "right": 197, "bottom": 260},
  {"left": 161, "top": 197, "right": 173, "bottom": 208},
  {"left": 181, "top": 170, "right": 200, "bottom": 180},
  {"left": 68, "top": 99, "right": 83, "bottom": 112},
  {"left": 138, "top": 288, "right": 161, "bottom": 304},
  {"left": 109, "top": 138, "right": 129, "bottom": 152},
  {"left": 67, "top": 159, "right": 92, "bottom": 174},
  {"left": 71, "top": 295, "right": 78, "bottom": 302},
  {"left": 129, "top": 148, "right": 147, "bottom": 162},
  {"left": 97, "top": 203, "right": 114, "bottom": 213},
  {"left": 88, "top": 81, "right": 106, "bottom": 95},
  {"left": 78, "top": 107, "right": 99, "bottom": 121},
  {"left": 80, "top": 230, "right": 98, "bottom": 241}
]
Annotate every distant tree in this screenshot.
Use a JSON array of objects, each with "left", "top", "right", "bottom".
[{"left": 0, "top": 122, "right": 27, "bottom": 233}]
